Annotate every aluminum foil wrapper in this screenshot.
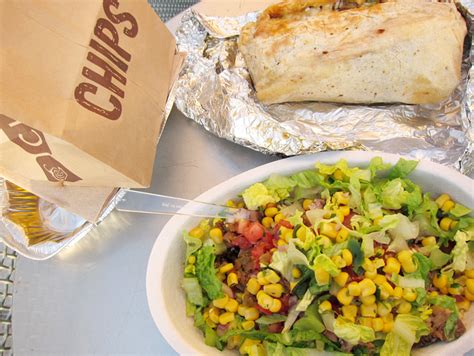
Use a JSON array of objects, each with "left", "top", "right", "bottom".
[
  {"left": 174, "top": 3, "right": 474, "bottom": 176},
  {"left": 0, "top": 178, "right": 125, "bottom": 260}
]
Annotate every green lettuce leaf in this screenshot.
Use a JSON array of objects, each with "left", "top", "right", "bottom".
[
  {"left": 242, "top": 183, "right": 277, "bottom": 210},
  {"left": 381, "top": 314, "right": 429, "bottom": 356},
  {"left": 183, "top": 231, "right": 202, "bottom": 259},
  {"left": 368, "top": 156, "right": 391, "bottom": 179},
  {"left": 347, "top": 239, "right": 364, "bottom": 275},
  {"left": 293, "top": 302, "right": 325, "bottom": 333},
  {"left": 270, "top": 241, "right": 310, "bottom": 281},
  {"left": 181, "top": 277, "right": 204, "bottom": 306},
  {"left": 313, "top": 254, "right": 340, "bottom": 280},
  {"left": 412, "top": 253, "right": 432, "bottom": 281},
  {"left": 381, "top": 179, "right": 408, "bottom": 210},
  {"left": 429, "top": 247, "right": 451, "bottom": 269},
  {"left": 256, "top": 314, "right": 288, "bottom": 325},
  {"left": 387, "top": 158, "right": 418, "bottom": 179},
  {"left": 452, "top": 230, "right": 470, "bottom": 272},
  {"left": 264, "top": 174, "right": 297, "bottom": 201},
  {"left": 387, "top": 214, "right": 419, "bottom": 240},
  {"left": 291, "top": 170, "right": 323, "bottom": 189},
  {"left": 205, "top": 325, "right": 224, "bottom": 350},
  {"left": 333, "top": 317, "right": 375, "bottom": 345},
  {"left": 195, "top": 246, "right": 223, "bottom": 300},
  {"left": 450, "top": 203, "right": 472, "bottom": 218},
  {"left": 316, "top": 159, "right": 371, "bottom": 182}
]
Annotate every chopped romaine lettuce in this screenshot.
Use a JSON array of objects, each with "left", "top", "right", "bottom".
[
  {"left": 313, "top": 254, "right": 340, "bottom": 279},
  {"left": 256, "top": 314, "right": 288, "bottom": 325},
  {"left": 429, "top": 247, "right": 451, "bottom": 269},
  {"left": 242, "top": 183, "right": 277, "bottom": 210},
  {"left": 451, "top": 230, "right": 470, "bottom": 272},
  {"left": 264, "top": 174, "right": 297, "bottom": 201},
  {"left": 195, "top": 246, "right": 223, "bottom": 300},
  {"left": 387, "top": 214, "right": 419, "bottom": 240},
  {"left": 293, "top": 302, "right": 325, "bottom": 333},
  {"left": 387, "top": 158, "right": 418, "bottom": 179},
  {"left": 183, "top": 230, "right": 202, "bottom": 259},
  {"left": 381, "top": 314, "right": 429, "bottom": 356},
  {"left": 333, "top": 317, "right": 375, "bottom": 345},
  {"left": 270, "top": 241, "right": 310, "bottom": 281},
  {"left": 182, "top": 277, "right": 204, "bottom": 306},
  {"left": 450, "top": 203, "right": 472, "bottom": 218},
  {"left": 428, "top": 295, "right": 459, "bottom": 340}
]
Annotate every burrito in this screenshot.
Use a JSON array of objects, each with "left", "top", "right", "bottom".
[{"left": 239, "top": 0, "right": 467, "bottom": 105}]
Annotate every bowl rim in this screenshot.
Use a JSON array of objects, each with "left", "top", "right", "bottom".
[{"left": 146, "top": 150, "right": 474, "bottom": 355}]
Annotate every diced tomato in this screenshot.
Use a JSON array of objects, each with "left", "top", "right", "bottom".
[
  {"left": 279, "top": 220, "right": 292, "bottom": 229},
  {"left": 279, "top": 294, "right": 290, "bottom": 313},
  {"left": 255, "top": 304, "right": 272, "bottom": 315},
  {"left": 230, "top": 235, "right": 252, "bottom": 250},
  {"left": 262, "top": 232, "right": 276, "bottom": 246},
  {"left": 237, "top": 220, "right": 250, "bottom": 235},
  {"left": 454, "top": 295, "right": 464, "bottom": 303},
  {"left": 244, "top": 222, "right": 265, "bottom": 243},
  {"left": 343, "top": 212, "right": 354, "bottom": 229}
]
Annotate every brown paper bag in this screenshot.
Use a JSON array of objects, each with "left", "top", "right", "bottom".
[{"left": 0, "top": 0, "right": 179, "bottom": 188}]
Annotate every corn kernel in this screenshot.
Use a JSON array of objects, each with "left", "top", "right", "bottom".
[
  {"left": 303, "top": 199, "right": 313, "bottom": 211},
  {"left": 359, "top": 278, "right": 377, "bottom": 297},
  {"left": 379, "top": 290, "right": 391, "bottom": 300},
  {"left": 227, "top": 273, "right": 238, "bottom": 287},
  {"left": 237, "top": 202, "right": 245, "bottom": 209},
  {"left": 397, "top": 251, "right": 417, "bottom": 273},
  {"left": 372, "top": 318, "right": 384, "bottom": 332},
  {"left": 187, "top": 255, "right": 196, "bottom": 264},
  {"left": 239, "top": 339, "right": 260, "bottom": 355},
  {"left": 257, "top": 291, "right": 274, "bottom": 310},
  {"left": 247, "top": 278, "right": 261, "bottom": 295},
  {"left": 433, "top": 274, "right": 448, "bottom": 289},
  {"left": 209, "top": 228, "right": 223, "bottom": 244},
  {"left": 244, "top": 307, "right": 260, "bottom": 321},
  {"left": 429, "top": 291, "right": 438, "bottom": 297},
  {"left": 465, "top": 269, "right": 474, "bottom": 279},
  {"left": 184, "top": 265, "right": 195, "bottom": 275},
  {"left": 319, "top": 300, "right": 332, "bottom": 313},
  {"left": 360, "top": 303, "right": 377, "bottom": 317},
  {"left": 457, "top": 300, "right": 471, "bottom": 311},
  {"left": 264, "top": 207, "right": 279, "bottom": 218},
  {"left": 219, "top": 312, "right": 235, "bottom": 325},
  {"left": 242, "top": 320, "right": 255, "bottom": 331},
  {"left": 334, "top": 191, "right": 349, "bottom": 205},
  {"left": 292, "top": 267, "right": 302, "bottom": 279},
  {"left": 277, "top": 239, "right": 287, "bottom": 247},
  {"left": 263, "top": 284, "right": 284, "bottom": 298},
  {"left": 348, "top": 281, "right": 361, "bottom": 296},
  {"left": 334, "top": 272, "right": 349, "bottom": 287},
  {"left": 264, "top": 270, "right": 281, "bottom": 284},
  {"left": 332, "top": 255, "right": 347, "bottom": 269},
  {"left": 336, "top": 211, "right": 345, "bottom": 223},
  {"left": 209, "top": 307, "right": 221, "bottom": 323},
  {"left": 219, "top": 263, "right": 234, "bottom": 274},
  {"left": 261, "top": 217, "right": 273, "bottom": 229},
  {"left": 296, "top": 227, "right": 307, "bottom": 242},
  {"left": 333, "top": 169, "right": 344, "bottom": 181},
  {"left": 257, "top": 272, "right": 269, "bottom": 286},
  {"left": 422, "top": 236, "right": 437, "bottom": 247},
  {"left": 213, "top": 295, "right": 229, "bottom": 308},
  {"left": 360, "top": 295, "right": 376, "bottom": 305},
  {"left": 377, "top": 303, "right": 392, "bottom": 317},
  {"left": 238, "top": 305, "right": 247, "bottom": 316},
  {"left": 320, "top": 222, "right": 338, "bottom": 239},
  {"left": 380, "top": 282, "right": 394, "bottom": 296},
  {"left": 342, "top": 305, "right": 358, "bottom": 322},
  {"left": 448, "top": 287, "right": 461, "bottom": 296},
  {"left": 225, "top": 299, "right": 239, "bottom": 313},
  {"left": 337, "top": 287, "right": 353, "bottom": 306},
  {"left": 315, "top": 268, "right": 330, "bottom": 285},
  {"left": 440, "top": 217, "right": 453, "bottom": 231},
  {"left": 441, "top": 200, "right": 455, "bottom": 212},
  {"left": 342, "top": 249, "right": 353, "bottom": 266},
  {"left": 435, "top": 194, "right": 451, "bottom": 208},
  {"left": 269, "top": 298, "right": 282, "bottom": 313},
  {"left": 402, "top": 289, "right": 417, "bottom": 302},
  {"left": 189, "top": 227, "right": 204, "bottom": 239},
  {"left": 397, "top": 302, "right": 412, "bottom": 314},
  {"left": 374, "top": 275, "right": 387, "bottom": 286},
  {"left": 466, "top": 279, "right": 474, "bottom": 294},
  {"left": 359, "top": 317, "right": 372, "bottom": 328},
  {"left": 216, "top": 272, "right": 225, "bottom": 281},
  {"left": 362, "top": 258, "right": 375, "bottom": 272},
  {"left": 465, "top": 289, "right": 474, "bottom": 302},
  {"left": 397, "top": 250, "right": 412, "bottom": 264},
  {"left": 393, "top": 286, "right": 403, "bottom": 299},
  {"left": 336, "top": 228, "right": 349, "bottom": 243},
  {"left": 440, "top": 286, "right": 449, "bottom": 295},
  {"left": 365, "top": 270, "right": 378, "bottom": 279},
  {"left": 274, "top": 213, "right": 285, "bottom": 224},
  {"left": 382, "top": 320, "right": 394, "bottom": 333},
  {"left": 339, "top": 205, "right": 351, "bottom": 216}
]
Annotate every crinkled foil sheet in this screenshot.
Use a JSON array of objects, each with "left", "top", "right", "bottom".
[
  {"left": 0, "top": 178, "right": 125, "bottom": 260},
  {"left": 174, "top": 2, "right": 474, "bottom": 176}
]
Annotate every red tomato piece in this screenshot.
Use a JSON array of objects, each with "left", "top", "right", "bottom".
[
  {"left": 245, "top": 222, "right": 265, "bottom": 243},
  {"left": 343, "top": 212, "right": 354, "bottom": 229},
  {"left": 230, "top": 235, "right": 252, "bottom": 250},
  {"left": 237, "top": 220, "right": 250, "bottom": 235},
  {"left": 255, "top": 304, "right": 272, "bottom": 315}
]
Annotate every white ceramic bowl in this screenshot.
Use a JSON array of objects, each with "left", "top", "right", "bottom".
[{"left": 146, "top": 151, "right": 474, "bottom": 356}]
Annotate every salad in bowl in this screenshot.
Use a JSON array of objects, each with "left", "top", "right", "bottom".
[{"left": 180, "top": 157, "right": 473, "bottom": 356}]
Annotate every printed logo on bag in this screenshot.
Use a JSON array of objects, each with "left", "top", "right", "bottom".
[
  {"left": 0, "top": 114, "right": 82, "bottom": 183},
  {"left": 74, "top": 0, "right": 139, "bottom": 121}
]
